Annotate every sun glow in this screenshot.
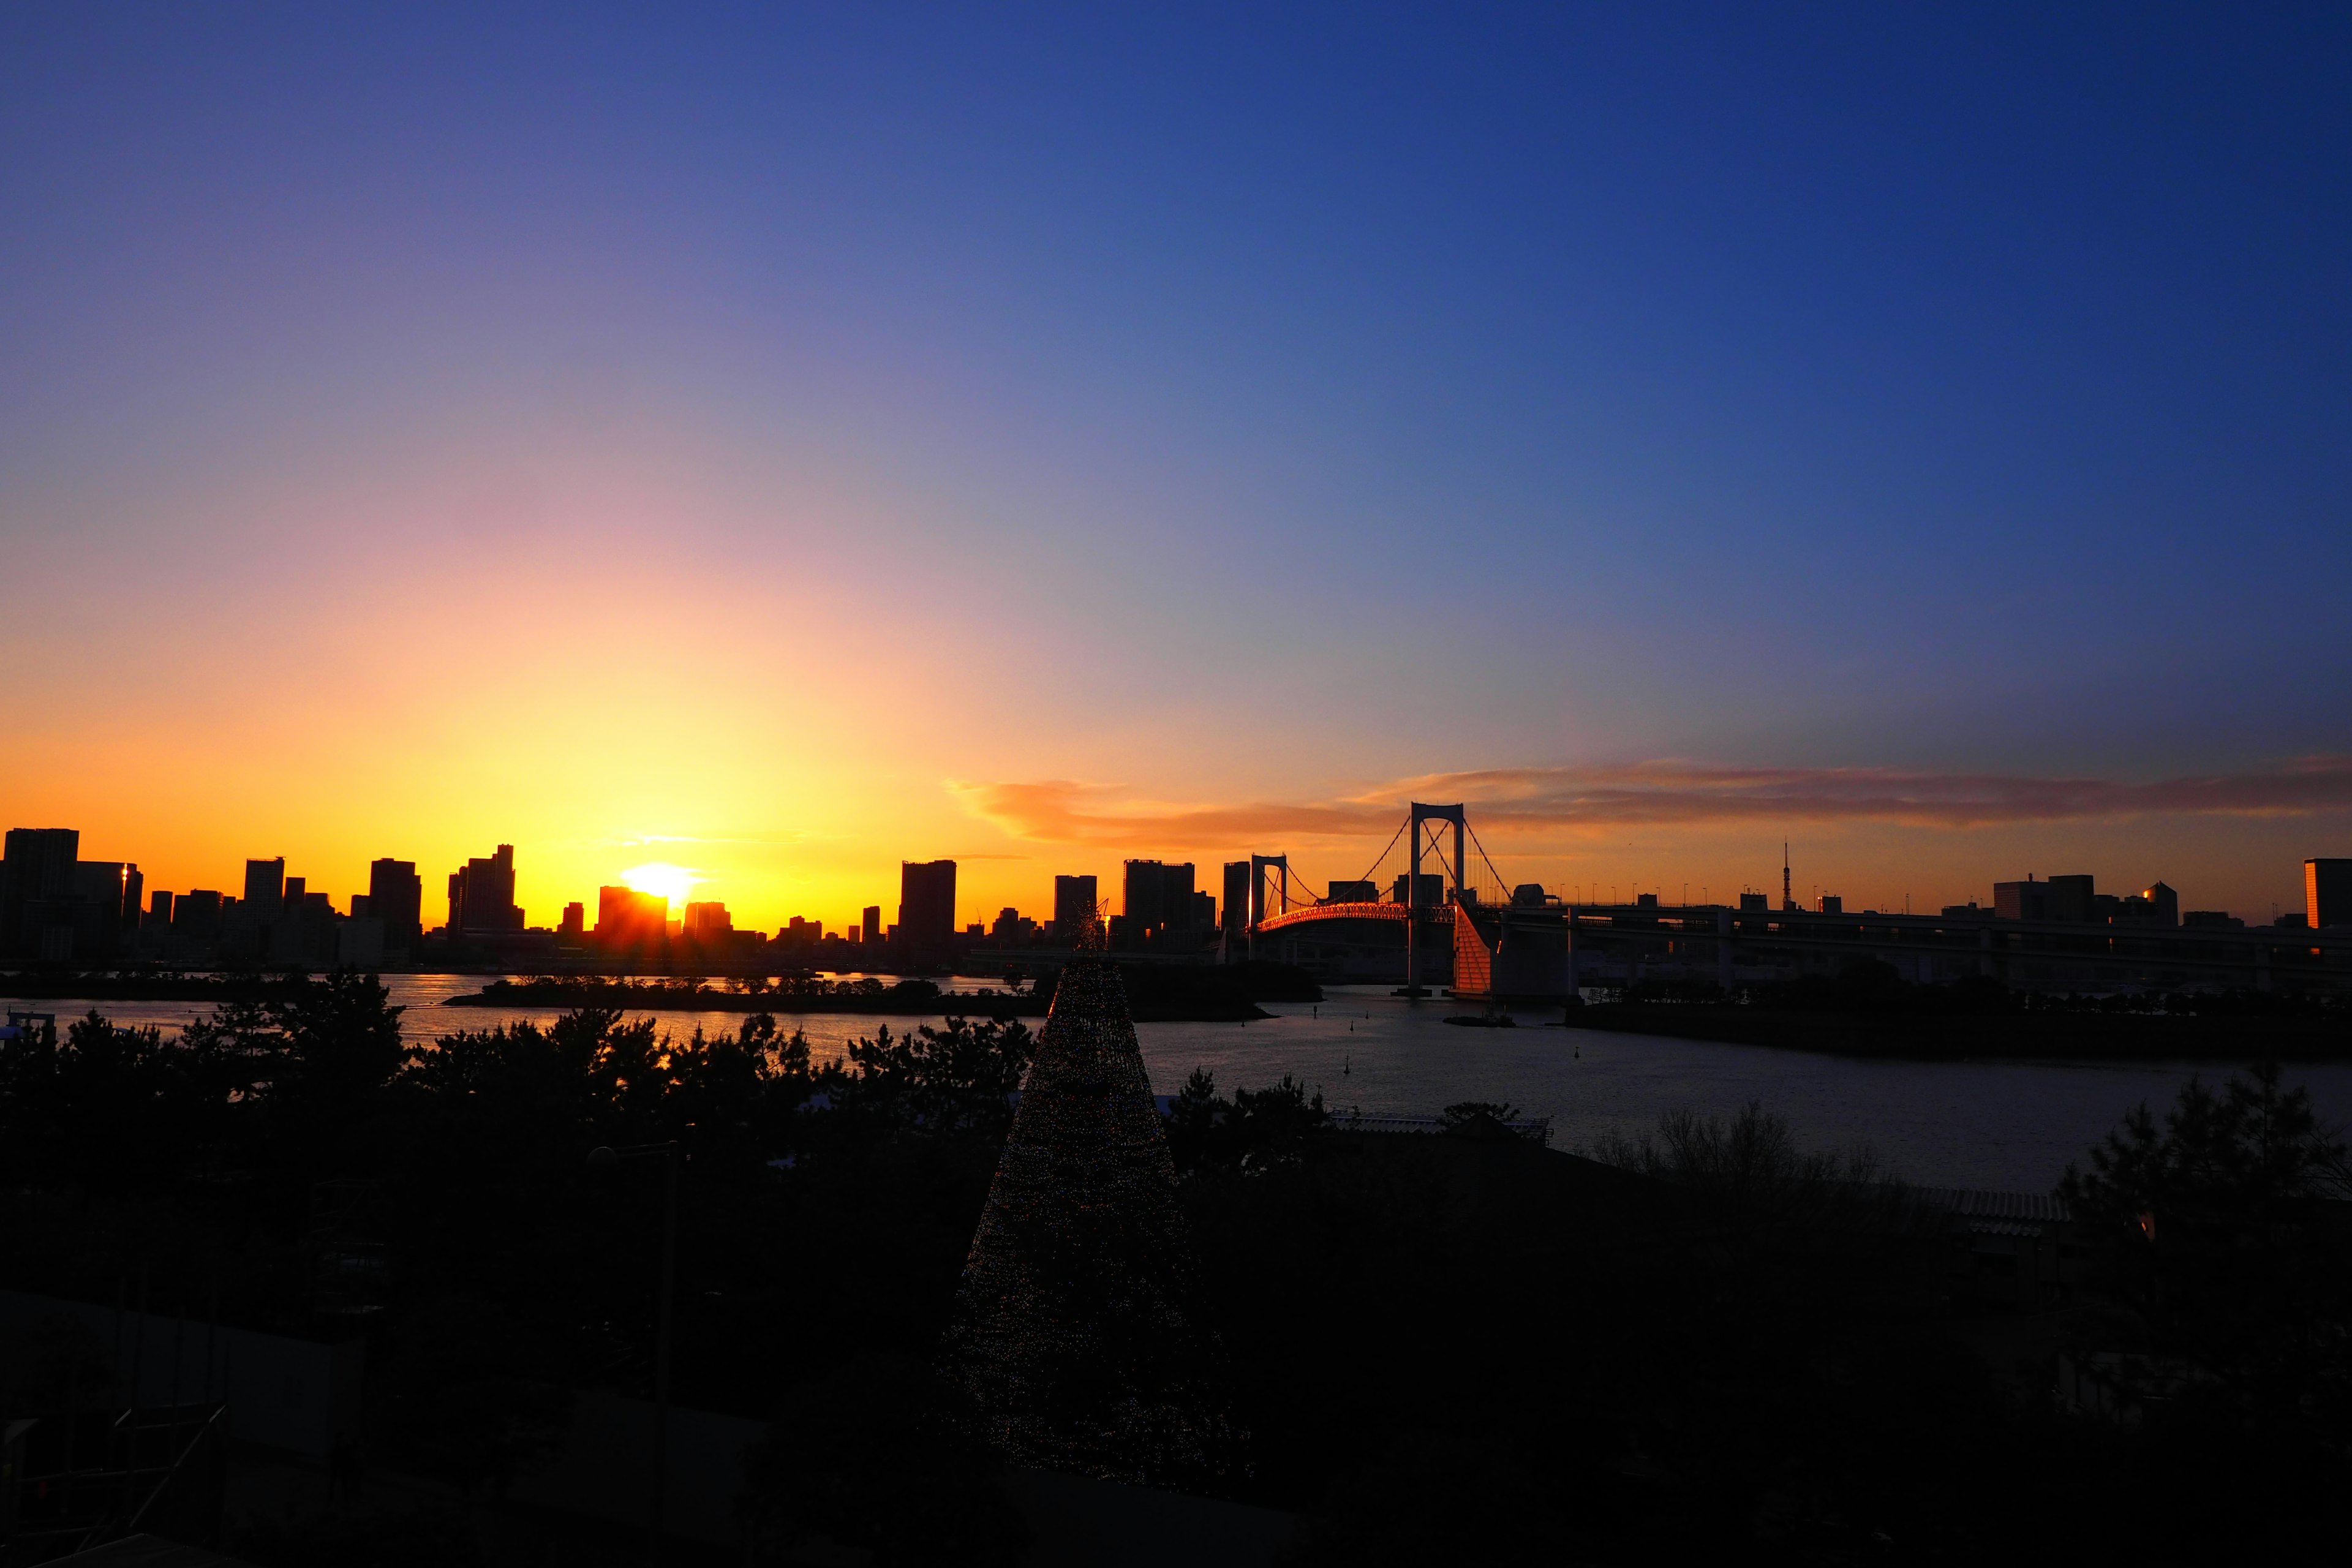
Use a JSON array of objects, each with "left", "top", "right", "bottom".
[{"left": 621, "top": 861, "right": 702, "bottom": 909}]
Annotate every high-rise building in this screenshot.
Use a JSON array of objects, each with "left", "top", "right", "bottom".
[
  {"left": 2310, "top": 859, "right": 2352, "bottom": 929},
  {"left": 1324, "top": 880, "right": 1378, "bottom": 904},
  {"left": 448, "top": 844, "right": 523, "bottom": 935},
  {"left": 243, "top": 858, "right": 286, "bottom": 918},
  {"left": 899, "top": 861, "right": 956, "bottom": 956},
  {"left": 173, "top": 889, "right": 222, "bottom": 941},
  {"left": 861, "top": 905, "right": 882, "bottom": 945},
  {"left": 684, "top": 901, "right": 733, "bottom": 940},
  {"left": 368, "top": 859, "right": 423, "bottom": 950},
  {"left": 146, "top": 889, "right": 175, "bottom": 927},
  {"left": 1994, "top": 874, "right": 2096, "bottom": 923},
  {"left": 596, "top": 885, "right": 667, "bottom": 949},
  {"left": 1120, "top": 861, "right": 1197, "bottom": 948},
  {"left": 559, "top": 902, "right": 586, "bottom": 939},
  {"left": 1053, "top": 875, "right": 1099, "bottom": 941},
  {"left": 1191, "top": 890, "right": 1215, "bottom": 936},
  {"left": 1222, "top": 862, "right": 1250, "bottom": 937}
]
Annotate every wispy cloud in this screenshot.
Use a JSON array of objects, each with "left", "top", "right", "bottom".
[{"left": 954, "top": 757, "right": 2352, "bottom": 845}]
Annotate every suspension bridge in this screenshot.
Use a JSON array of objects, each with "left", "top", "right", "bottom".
[{"left": 1222, "top": 803, "right": 2352, "bottom": 999}]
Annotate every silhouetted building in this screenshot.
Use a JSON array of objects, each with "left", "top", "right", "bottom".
[
  {"left": 1221, "top": 862, "right": 1250, "bottom": 937},
  {"left": 559, "top": 902, "right": 586, "bottom": 939},
  {"left": 1816, "top": 893, "right": 1843, "bottom": 914},
  {"left": 1324, "top": 880, "right": 1378, "bottom": 904},
  {"left": 2309, "top": 859, "right": 2352, "bottom": 929},
  {"left": 2183, "top": 910, "right": 2244, "bottom": 930},
  {"left": 2141, "top": 881, "right": 2179, "bottom": 927},
  {"left": 366, "top": 859, "right": 423, "bottom": 951},
  {"left": 173, "top": 889, "right": 222, "bottom": 941},
  {"left": 1740, "top": 892, "right": 1770, "bottom": 911},
  {"left": 2, "top": 829, "right": 141, "bottom": 960},
  {"left": 1191, "top": 890, "right": 1215, "bottom": 935},
  {"left": 684, "top": 901, "right": 733, "bottom": 940},
  {"left": 448, "top": 844, "right": 523, "bottom": 936},
  {"left": 1392, "top": 872, "right": 1446, "bottom": 907},
  {"left": 596, "top": 885, "right": 667, "bottom": 950},
  {"left": 1995, "top": 873, "right": 2095, "bottom": 923},
  {"left": 243, "top": 858, "right": 286, "bottom": 918},
  {"left": 861, "top": 905, "right": 881, "bottom": 944},
  {"left": 1121, "top": 860, "right": 1197, "bottom": 949},
  {"left": 146, "top": 889, "right": 174, "bottom": 927},
  {"left": 897, "top": 860, "right": 956, "bottom": 957},
  {"left": 1054, "top": 875, "right": 1099, "bottom": 943}
]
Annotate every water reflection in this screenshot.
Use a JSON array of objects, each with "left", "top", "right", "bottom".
[{"left": 15, "top": 974, "right": 2351, "bottom": 1193}]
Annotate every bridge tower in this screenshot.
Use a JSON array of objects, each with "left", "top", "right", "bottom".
[
  {"left": 1245, "top": 853, "right": 1291, "bottom": 960},
  {"left": 1404, "top": 803, "right": 1466, "bottom": 997}
]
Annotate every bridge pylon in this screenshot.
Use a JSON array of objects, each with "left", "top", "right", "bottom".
[
  {"left": 1245, "top": 853, "right": 1292, "bottom": 961},
  {"left": 1404, "top": 803, "right": 1467, "bottom": 996}
]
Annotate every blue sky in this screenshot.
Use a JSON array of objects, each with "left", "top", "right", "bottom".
[{"left": 4, "top": 4, "right": 2348, "bottom": 921}]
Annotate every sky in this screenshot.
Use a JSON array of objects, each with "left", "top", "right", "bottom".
[{"left": 4, "top": 2, "right": 2350, "bottom": 932}]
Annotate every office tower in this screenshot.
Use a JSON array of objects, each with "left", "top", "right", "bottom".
[
  {"left": 1324, "top": 880, "right": 1378, "bottom": 904},
  {"left": 1120, "top": 861, "right": 1197, "bottom": 948},
  {"left": 559, "top": 902, "right": 586, "bottom": 939},
  {"left": 1054, "top": 875, "right": 1099, "bottom": 941},
  {"left": 1995, "top": 874, "right": 2096, "bottom": 922},
  {"left": 244, "top": 858, "right": 286, "bottom": 916},
  {"left": 1222, "top": 862, "right": 1250, "bottom": 937},
  {"left": 944, "top": 921, "right": 1224, "bottom": 1481},
  {"left": 684, "top": 902, "right": 733, "bottom": 939},
  {"left": 898, "top": 860, "right": 957, "bottom": 956},
  {"left": 1191, "top": 890, "right": 1215, "bottom": 935},
  {"left": 596, "top": 885, "right": 668, "bottom": 949},
  {"left": 1816, "top": 894, "right": 1843, "bottom": 914},
  {"left": 146, "top": 889, "right": 175, "bottom": 927},
  {"left": 2310, "top": 859, "right": 2352, "bottom": 929},
  {"left": 448, "top": 844, "right": 523, "bottom": 935},
  {"left": 2139, "top": 881, "right": 2179, "bottom": 927},
  {"left": 367, "top": 859, "right": 424, "bottom": 949},
  {"left": 173, "top": 889, "right": 222, "bottom": 940}
]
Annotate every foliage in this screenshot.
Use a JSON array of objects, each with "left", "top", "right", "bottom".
[
  {"left": 1164, "top": 1069, "right": 1331, "bottom": 1177},
  {"left": 2059, "top": 1063, "right": 2352, "bottom": 1426}
]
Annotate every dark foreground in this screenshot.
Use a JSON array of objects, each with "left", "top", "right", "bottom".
[{"left": 1, "top": 975, "right": 2346, "bottom": 1564}]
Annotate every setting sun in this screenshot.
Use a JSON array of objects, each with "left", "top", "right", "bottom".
[{"left": 620, "top": 861, "right": 701, "bottom": 910}]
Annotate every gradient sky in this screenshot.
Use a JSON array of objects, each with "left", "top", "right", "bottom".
[{"left": 5, "top": 4, "right": 2350, "bottom": 932}]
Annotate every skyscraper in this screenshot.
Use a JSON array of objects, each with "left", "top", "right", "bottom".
[
  {"left": 2310, "top": 859, "right": 2352, "bottom": 929},
  {"left": 1221, "top": 862, "right": 1250, "bottom": 938},
  {"left": 368, "top": 858, "right": 424, "bottom": 951},
  {"left": 243, "top": 857, "right": 285, "bottom": 918},
  {"left": 1121, "top": 861, "right": 1198, "bottom": 949},
  {"left": 448, "top": 844, "right": 523, "bottom": 935},
  {"left": 1053, "top": 875, "right": 1099, "bottom": 941},
  {"left": 596, "top": 885, "right": 666, "bottom": 949},
  {"left": 898, "top": 859, "right": 956, "bottom": 956}
]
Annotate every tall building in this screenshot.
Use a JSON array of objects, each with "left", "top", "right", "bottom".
[
  {"left": 367, "top": 859, "right": 424, "bottom": 950},
  {"left": 861, "top": 905, "right": 882, "bottom": 944},
  {"left": 897, "top": 861, "right": 956, "bottom": 956},
  {"left": 1054, "top": 875, "right": 1099, "bottom": 941},
  {"left": 1994, "top": 874, "right": 2096, "bottom": 923},
  {"left": 596, "top": 885, "right": 667, "bottom": 949},
  {"left": 1121, "top": 860, "right": 1197, "bottom": 949},
  {"left": 448, "top": 844, "right": 523, "bottom": 935},
  {"left": 243, "top": 858, "right": 286, "bottom": 917},
  {"left": 559, "top": 902, "right": 586, "bottom": 939},
  {"left": 173, "top": 889, "right": 222, "bottom": 941},
  {"left": 2310, "top": 859, "right": 2352, "bottom": 929},
  {"left": 684, "top": 901, "right": 733, "bottom": 940},
  {"left": 1222, "top": 862, "right": 1250, "bottom": 937},
  {"left": 3, "top": 829, "right": 138, "bottom": 960},
  {"left": 146, "top": 889, "right": 175, "bottom": 927}
]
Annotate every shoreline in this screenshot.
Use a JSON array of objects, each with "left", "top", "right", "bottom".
[{"left": 1568, "top": 1003, "right": 2352, "bottom": 1060}]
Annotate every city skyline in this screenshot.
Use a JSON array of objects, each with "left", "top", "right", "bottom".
[{"left": 5, "top": 7, "right": 2350, "bottom": 933}]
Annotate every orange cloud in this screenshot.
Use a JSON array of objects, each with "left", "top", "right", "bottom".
[{"left": 956, "top": 756, "right": 2352, "bottom": 845}]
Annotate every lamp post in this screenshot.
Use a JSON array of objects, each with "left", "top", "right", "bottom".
[{"left": 588, "top": 1141, "right": 679, "bottom": 1564}]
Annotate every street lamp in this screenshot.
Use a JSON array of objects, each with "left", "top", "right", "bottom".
[{"left": 588, "top": 1141, "right": 680, "bottom": 1564}]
